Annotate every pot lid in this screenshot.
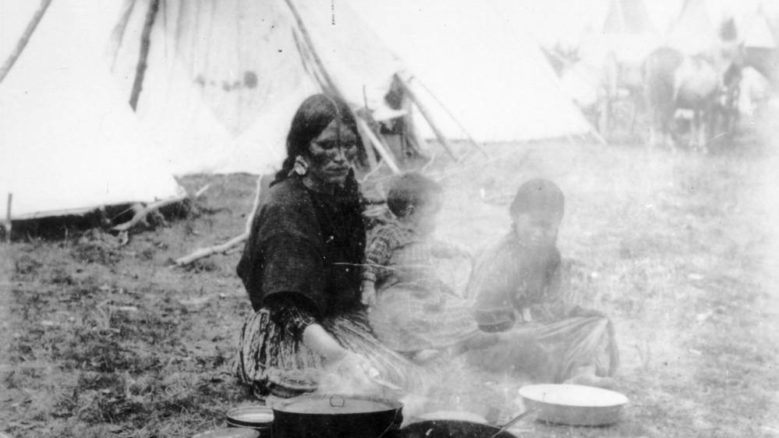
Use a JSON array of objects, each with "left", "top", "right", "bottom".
[
  {"left": 192, "top": 427, "right": 259, "bottom": 438},
  {"left": 519, "top": 384, "right": 628, "bottom": 408},
  {"left": 274, "top": 394, "right": 402, "bottom": 415}
]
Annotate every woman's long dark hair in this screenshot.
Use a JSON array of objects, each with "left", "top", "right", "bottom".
[{"left": 273, "top": 94, "right": 363, "bottom": 186}]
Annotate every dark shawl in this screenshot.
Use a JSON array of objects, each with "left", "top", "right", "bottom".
[{"left": 236, "top": 176, "right": 365, "bottom": 317}]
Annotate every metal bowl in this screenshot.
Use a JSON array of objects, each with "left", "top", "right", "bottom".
[
  {"left": 192, "top": 427, "right": 259, "bottom": 438},
  {"left": 225, "top": 405, "right": 274, "bottom": 433},
  {"left": 518, "top": 384, "right": 628, "bottom": 426}
]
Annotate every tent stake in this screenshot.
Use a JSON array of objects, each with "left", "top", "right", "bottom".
[
  {"left": 3, "top": 194, "right": 12, "bottom": 241},
  {"left": 395, "top": 75, "right": 459, "bottom": 161},
  {"left": 174, "top": 176, "right": 269, "bottom": 266},
  {"left": 0, "top": 0, "right": 53, "bottom": 83}
]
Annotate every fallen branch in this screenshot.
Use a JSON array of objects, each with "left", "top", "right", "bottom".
[
  {"left": 111, "top": 196, "right": 185, "bottom": 232},
  {"left": 173, "top": 232, "right": 249, "bottom": 266},
  {"left": 174, "top": 177, "right": 265, "bottom": 266},
  {"left": 112, "top": 184, "right": 211, "bottom": 232}
]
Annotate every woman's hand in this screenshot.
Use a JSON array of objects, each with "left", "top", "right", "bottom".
[
  {"left": 320, "top": 350, "right": 383, "bottom": 395},
  {"left": 302, "top": 324, "right": 349, "bottom": 363}
]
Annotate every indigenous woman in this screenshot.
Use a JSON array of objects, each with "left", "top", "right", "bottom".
[
  {"left": 235, "top": 94, "right": 418, "bottom": 398},
  {"left": 467, "top": 179, "right": 619, "bottom": 387}
]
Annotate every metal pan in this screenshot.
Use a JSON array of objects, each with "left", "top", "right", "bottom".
[
  {"left": 401, "top": 408, "right": 535, "bottom": 438},
  {"left": 400, "top": 419, "right": 518, "bottom": 438},
  {"left": 518, "top": 384, "right": 628, "bottom": 426}
]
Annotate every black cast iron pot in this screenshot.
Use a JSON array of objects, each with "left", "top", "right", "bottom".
[
  {"left": 271, "top": 394, "right": 403, "bottom": 438},
  {"left": 400, "top": 419, "right": 518, "bottom": 438}
]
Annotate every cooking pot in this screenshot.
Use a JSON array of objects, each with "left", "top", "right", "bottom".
[
  {"left": 271, "top": 394, "right": 403, "bottom": 438},
  {"left": 400, "top": 419, "right": 518, "bottom": 438},
  {"left": 518, "top": 384, "right": 628, "bottom": 426},
  {"left": 401, "top": 407, "right": 536, "bottom": 438}
]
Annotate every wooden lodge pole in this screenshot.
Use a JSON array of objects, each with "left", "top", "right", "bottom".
[
  {"left": 412, "top": 79, "right": 488, "bottom": 157},
  {"left": 129, "top": 0, "right": 160, "bottom": 110},
  {"left": 0, "top": 0, "right": 53, "bottom": 83},
  {"left": 356, "top": 118, "right": 401, "bottom": 175},
  {"left": 394, "top": 74, "right": 459, "bottom": 161}
]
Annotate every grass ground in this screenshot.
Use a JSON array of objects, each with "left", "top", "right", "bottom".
[{"left": 2, "top": 114, "right": 778, "bottom": 437}]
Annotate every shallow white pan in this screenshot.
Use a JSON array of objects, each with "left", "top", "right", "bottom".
[{"left": 518, "top": 384, "right": 629, "bottom": 426}]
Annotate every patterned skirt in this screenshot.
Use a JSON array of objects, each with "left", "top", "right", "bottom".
[
  {"left": 369, "top": 284, "right": 480, "bottom": 353},
  {"left": 235, "top": 305, "right": 423, "bottom": 398}
]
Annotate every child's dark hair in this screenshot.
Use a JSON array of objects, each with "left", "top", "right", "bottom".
[
  {"left": 509, "top": 178, "right": 564, "bottom": 220},
  {"left": 387, "top": 172, "right": 443, "bottom": 218}
]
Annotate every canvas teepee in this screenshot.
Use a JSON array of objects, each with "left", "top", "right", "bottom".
[
  {"left": 108, "top": 0, "right": 413, "bottom": 176},
  {"left": 109, "top": 0, "right": 593, "bottom": 177},
  {"left": 347, "top": 0, "right": 594, "bottom": 144},
  {"left": 577, "top": 0, "right": 660, "bottom": 65},
  {"left": 0, "top": 0, "right": 184, "bottom": 221},
  {"left": 666, "top": 0, "right": 720, "bottom": 56},
  {"left": 739, "top": 6, "right": 778, "bottom": 86}
]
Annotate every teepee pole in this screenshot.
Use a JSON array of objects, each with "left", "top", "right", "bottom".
[
  {"left": 284, "top": 0, "right": 404, "bottom": 173},
  {"left": 412, "top": 78, "right": 488, "bottom": 157},
  {"left": 129, "top": 0, "right": 160, "bottom": 110},
  {"left": 395, "top": 75, "right": 459, "bottom": 161},
  {"left": 0, "top": 0, "right": 53, "bottom": 83},
  {"left": 356, "top": 119, "right": 401, "bottom": 174},
  {"left": 283, "top": 0, "right": 340, "bottom": 95}
]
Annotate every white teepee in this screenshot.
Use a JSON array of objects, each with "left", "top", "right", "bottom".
[{"left": 0, "top": 0, "right": 184, "bottom": 220}]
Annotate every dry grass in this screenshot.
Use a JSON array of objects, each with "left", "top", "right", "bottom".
[{"left": 2, "top": 117, "right": 779, "bottom": 436}]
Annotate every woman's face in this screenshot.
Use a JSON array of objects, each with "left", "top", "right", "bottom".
[
  {"left": 513, "top": 211, "right": 560, "bottom": 248},
  {"left": 306, "top": 119, "right": 359, "bottom": 187}
]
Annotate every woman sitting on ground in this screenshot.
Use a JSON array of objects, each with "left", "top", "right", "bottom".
[
  {"left": 234, "top": 94, "right": 420, "bottom": 399},
  {"left": 467, "top": 178, "right": 619, "bottom": 387},
  {"left": 363, "top": 172, "right": 500, "bottom": 363}
]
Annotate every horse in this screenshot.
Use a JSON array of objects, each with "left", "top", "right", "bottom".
[{"left": 642, "top": 47, "right": 720, "bottom": 152}]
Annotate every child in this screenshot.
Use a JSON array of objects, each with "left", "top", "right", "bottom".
[
  {"left": 363, "top": 172, "right": 497, "bottom": 363},
  {"left": 467, "top": 179, "right": 619, "bottom": 386}
]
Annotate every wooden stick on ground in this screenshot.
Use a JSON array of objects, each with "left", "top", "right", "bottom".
[
  {"left": 174, "top": 176, "right": 266, "bottom": 266},
  {"left": 174, "top": 232, "right": 249, "bottom": 266},
  {"left": 112, "top": 195, "right": 188, "bottom": 232},
  {"left": 112, "top": 184, "right": 210, "bottom": 232}
]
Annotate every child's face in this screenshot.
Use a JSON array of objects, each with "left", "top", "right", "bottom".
[
  {"left": 407, "top": 198, "right": 442, "bottom": 235},
  {"left": 512, "top": 211, "right": 560, "bottom": 248}
]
